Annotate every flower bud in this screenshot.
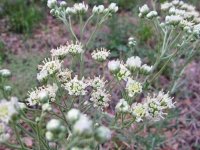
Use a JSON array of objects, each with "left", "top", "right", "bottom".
[
  {"left": 146, "top": 11, "right": 158, "bottom": 19},
  {"left": 0, "top": 69, "right": 11, "bottom": 78},
  {"left": 58, "top": 125, "right": 66, "bottom": 138},
  {"left": 94, "top": 126, "right": 111, "bottom": 143},
  {"left": 18, "top": 102, "right": 27, "bottom": 111},
  {"left": 46, "top": 131, "right": 54, "bottom": 141},
  {"left": 115, "top": 99, "right": 130, "bottom": 113},
  {"left": 50, "top": 9, "right": 56, "bottom": 16},
  {"left": 126, "top": 56, "right": 141, "bottom": 74},
  {"left": 103, "top": 8, "right": 109, "bottom": 14},
  {"left": 160, "top": 23, "right": 165, "bottom": 28},
  {"left": 60, "top": 1, "right": 67, "bottom": 8},
  {"left": 66, "top": 108, "right": 80, "bottom": 124},
  {"left": 47, "top": 0, "right": 57, "bottom": 9},
  {"left": 139, "top": 4, "right": 150, "bottom": 15},
  {"left": 139, "top": 64, "right": 152, "bottom": 76},
  {"left": 73, "top": 115, "right": 93, "bottom": 138},
  {"left": 108, "top": 3, "right": 118, "bottom": 13},
  {"left": 94, "top": 123, "right": 99, "bottom": 127},
  {"left": 4, "top": 86, "right": 12, "bottom": 95},
  {"left": 55, "top": 10, "right": 60, "bottom": 17},
  {"left": 108, "top": 60, "right": 120, "bottom": 74},
  {"left": 42, "top": 103, "right": 52, "bottom": 112},
  {"left": 46, "top": 119, "right": 61, "bottom": 134},
  {"left": 38, "top": 91, "right": 49, "bottom": 104},
  {"left": 92, "top": 6, "right": 98, "bottom": 14},
  {"left": 66, "top": 7, "right": 74, "bottom": 15}
]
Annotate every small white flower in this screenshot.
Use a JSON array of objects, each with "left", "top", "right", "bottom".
[
  {"left": 139, "top": 64, "right": 152, "bottom": 76},
  {"left": 66, "top": 41, "right": 83, "bottom": 56},
  {"left": 66, "top": 7, "right": 75, "bottom": 15},
  {"left": 165, "top": 15, "right": 182, "bottom": 26},
  {"left": 38, "top": 58, "right": 62, "bottom": 82},
  {"left": 161, "top": 2, "right": 172, "bottom": 11},
  {"left": 0, "top": 98, "right": 19, "bottom": 123},
  {"left": 62, "top": 76, "right": 87, "bottom": 96},
  {"left": 37, "top": 70, "right": 48, "bottom": 83},
  {"left": 139, "top": 4, "right": 150, "bottom": 15},
  {"left": 117, "top": 63, "right": 131, "bottom": 81},
  {"left": 126, "top": 56, "right": 142, "bottom": 73},
  {"left": 91, "top": 48, "right": 110, "bottom": 62},
  {"left": 90, "top": 89, "right": 110, "bottom": 110},
  {"left": 126, "top": 78, "right": 142, "bottom": 97},
  {"left": 56, "top": 69, "right": 72, "bottom": 83},
  {"left": 92, "top": 5, "right": 105, "bottom": 14},
  {"left": 73, "top": 2, "right": 88, "bottom": 15},
  {"left": 115, "top": 99, "right": 130, "bottom": 113},
  {"left": 51, "top": 45, "right": 68, "bottom": 60},
  {"left": 89, "top": 76, "right": 106, "bottom": 90},
  {"left": 131, "top": 103, "right": 146, "bottom": 122},
  {"left": 108, "top": 60, "right": 120, "bottom": 74},
  {"left": 108, "top": 3, "right": 118, "bottom": 13}
]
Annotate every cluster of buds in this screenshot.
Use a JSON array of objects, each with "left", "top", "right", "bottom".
[
  {"left": 92, "top": 3, "right": 118, "bottom": 15},
  {"left": 45, "top": 119, "right": 66, "bottom": 141},
  {"left": 128, "top": 37, "right": 137, "bottom": 48},
  {"left": 0, "top": 69, "right": 12, "bottom": 97},
  {"left": 115, "top": 99, "right": 130, "bottom": 113},
  {"left": 26, "top": 83, "right": 58, "bottom": 106},
  {"left": 138, "top": 4, "right": 158, "bottom": 19},
  {"left": 66, "top": 109, "right": 111, "bottom": 144},
  {"left": 50, "top": 45, "right": 68, "bottom": 60}
]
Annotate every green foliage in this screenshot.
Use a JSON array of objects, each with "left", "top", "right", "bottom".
[
  {"left": 0, "top": 50, "right": 47, "bottom": 101},
  {"left": 0, "top": 0, "right": 45, "bottom": 33}
]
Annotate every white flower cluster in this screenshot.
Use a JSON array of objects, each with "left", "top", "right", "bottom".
[
  {"left": 56, "top": 68, "right": 72, "bottom": 83},
  {"left": 116, "top": 63, "right": 131, "bottom": 81},
  {"left": 37, "top": 58, "right": 62, "bottom": 83},
  {"left": 89, "top": 76, "right": 106, "bottom": 90},
  {"left": 26, "top": 83, "right": 58, "bottom": 106},
  {"left": 66, "top": 41, "right": 83, "bottom": 56},
  {"left": 143, "top": 91, "right": 175, "bottom": 121},
  {"left": 115, "top": 91, "right": 175, "bottom": 122},
  {"left": 62, "top": 76, "right": 87, "bottom": 96},
  {"left": 91, "top": 48, "right": 110, "bottom": 62},
  {"left": 72, "top": 2, "right": 88, "bottom": 15},
  {"left": 51, "top": 45, "right": 68, "bottom": 60},
  {"left": 160, "top": 0, "right": 200, "bottom": 31},
  {"left": 108, "top": 56, "right": 152, "bottom": 76},
  {"left": 126, "top": 78, "right": 142, "bottom": 97},
  {"left": 0, "top": 97, "right": 19, "bottom": 124},
  {"left": 90, "top": 89, "right": 110, "bottom": 111}
]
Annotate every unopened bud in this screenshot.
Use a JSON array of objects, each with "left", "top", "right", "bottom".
[
  {"left": 60, "top": 1, "right": 67, "bottom": 8},
  {"left": 38, "top": 91, "right": 49, "bottom": 104},
  {"left": 0, "top": 69, "right": 11, "bottom": 78},
  {"left": 46, "top": 131, "right": 54, "bottom": 141},
  {"left": 42, "top": 103, "right": 52, "bottom": 112},
  {"left": 66, "top": 108, "right": 80, "bottom": 124},
  {"left": 94, "top": 126, "right": 111, "bottom": 143},
  {"left": 46, "top": 119, "right": 62, "bottom": 134},
  {"left": 4, "top": 86, "right": 12, "bottom": 95}
]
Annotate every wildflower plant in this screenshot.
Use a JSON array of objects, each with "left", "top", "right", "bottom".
[{"left": 0, "top": 0, "right": 200, "bottom": 149}]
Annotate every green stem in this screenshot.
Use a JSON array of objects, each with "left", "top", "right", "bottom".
[
  {"left": 79, "top": 15, "right": 83, "bottom": 42},
  {"left": 116, "top": 77, "right": 126, "bottom": 99},
  {"left": 3, "top": 142, "right": 22, "bottom": 149},
  {"left": 102, "top": 62, "right": 105, "bottom": 77},
  {"left": 36, "top": 123, "right": 42, "bottom": 150},
  {"left": 16, "top": 123, "right": 37, "bottom": 140},
  {"left": 12, "top": 123, "right": 26, "bottom": 149}
]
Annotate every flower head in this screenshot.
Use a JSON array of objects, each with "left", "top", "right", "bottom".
[
  {"left": 90, "top": 89, "right": 110, "bottom": 110},
  {"left": 51, "top": 45, "right": 68, "bottom": 60},
  {"left": 126, "top": 78, "right": 142, "bottom": 97},
  {"left": 131, "top": 103, "right": 146, "bottom": 122},
  {"left": 91, "top": 48, "right": 110, "bottom": 62},
  {"left": 161, "top": 2, "right": 172, "bottom": 11},
  {"left": 108, "top": 60, "right": 120, "bottom": 74},
  {"left": 117, "top": 63, "right": 131, "bottom": 81},
  {"left": 38, "top": 57, "right": 62, "bottom": 82},
  {"left": 108, "top": 3, "right": 118, "bottom": 13},
  {"left": 66, "top": 41, "right": 83, "bottom": 56},
  {"left": 56, "top": 69, "right": 72, "bottom": 83},
  {"left": 73, "top": 2, "right": 88, "bottom": 15},
  {"left": 62, "top": 76, "right": 87, "bottom": 96},
  {"left": 139, "top": 4, "right": 150, "bottom": 15},
  {"left": 115, "top": 99, "right": 130, "bottom": 113},
  {"left": 126, "top": 56, "right": 142, "bottom": 73},
  {"left": 92, "top": 5, "right": 105, "bottom": 14},
  {"left": 89, "top": 76, "right": 106, "bottom": 90},
  {"left": 139, "top": 64, "right": 152, "bottom": 76}
]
